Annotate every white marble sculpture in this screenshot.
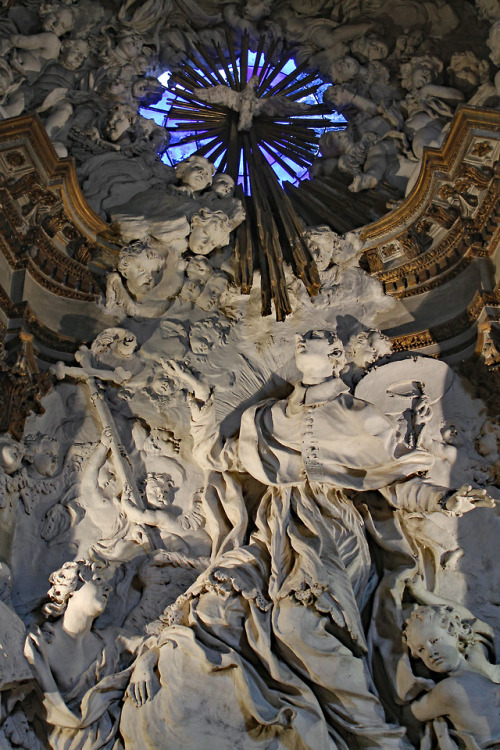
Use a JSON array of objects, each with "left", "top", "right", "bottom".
[
  {"left": 1, "top": 2, "right": 500, "bottom": 747},
  {"left": 403, "top": 604, "right": 500, "bottom": 747},
  {"left": 118, "top": 333, "right": 494, "bottom": 749},
  {"left": 105, "top": 240, "right": 169, "bottom": 319},
  {"left": 24, "top": 559, "right": 143, "bottom": 748}
]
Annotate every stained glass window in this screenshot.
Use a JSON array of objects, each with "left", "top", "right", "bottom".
[{"left": 140, "top": 52, "right": 346, "bottom": 188}]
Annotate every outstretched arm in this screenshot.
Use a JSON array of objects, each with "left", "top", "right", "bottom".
[
  {"left": 382, "top": 480, "right": 494, "bottom": 515},
  {"left": 406, "top": 576, "right": 495, "bottom": 639},
  {"left": 79, "top": 430, "right": 114, "bottom": 495}
]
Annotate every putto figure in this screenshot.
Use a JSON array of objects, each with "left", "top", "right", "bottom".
[
  {"left": 105, "top": 240, "right": 168, "bottom": 319},
  {"left": 403, "top": 604, "right": 500, "bottom": 747}
]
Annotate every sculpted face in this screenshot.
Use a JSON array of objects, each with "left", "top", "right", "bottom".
[
  {"left": 151, "top": 371, "right": 176, "bottom": 397},
  {"left": 440, "top": 423, "right": 464, "bottom": 447},
  {"left": 134, "top": 55, "right": 150, "bottom": 75},
  {"left": 329, "top": 56, "right": 360, "bottom": 83},
  {"left": 407, "top": 620, "right": 461, "bottom": 674},
  {"left": 43, "top": 9, "right": 73, "bottom": 36},
  {"left": 117, "top": 36, "right": 143, "bottom": 60},
  {"left": 243, "top": 0, "right": 272, "bottom": 21},
  {"left": 307, "top": 229, "right": 334, "bottom": 271},
  {"left": 186, "top": 256, "right": 211, "bottom": 281},
  {"left": 69, "top": 577, "right": 111, "bottom": 619},
  {"left": 105, "top": 108, "right": 134, "bottom": 142},
  {"left": 98, "top": 463, "right": 118, "bottom": 499},
  {"left": 211, "top": 174, "right": 235, "bottom": 198},
  {"left": 32, "top": 439, "right": 58, "bottom": 477},
  {"left": 368, "top": 330, "right": 392, "bottom": 359},
  {"left": 61, "top": 40, "right": 88, "bottom": 70},
  {"left": 41, "top": 504, "right": 68, "bottom": 542},
  {"left": 295, "top": 330, "right": 346, "bottom": 378},
  {"left": 189, "top": 217, "right": 231, "bottom": 255},
  {"left": 411, "top": 63, "right": 434, "bottom": 89},
  {"left": 349, "top": 331, "right": 378, "bottom": 368},
  {"left": 145, "top": 473, "right": 177, "bottom": 507},
  {"left": 114, "top": 331, "right": 137, "bottom": 358},
  {"left": 123, "top": 256, "right": 163, "bottom": 297},
  {"left": 196, "top": 274, "right": 229, "bottom": 311},
  {"left": 179, "top": 158, "right": 213, "bottom": 192},
  {"left": 351, "top": 36, "right": 388, "bottom": 61},
  {"left": 190, "top": 332, "right": 212, "bottom": 355},
  {"left": 0, "top": 438, "right": 25, "bottom": 474}
]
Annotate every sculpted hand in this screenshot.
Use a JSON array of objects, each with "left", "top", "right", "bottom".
[
  {"left": 126, "top": 661, "right": 158, "bottom": 707},
  {"left": 405, "top": 575, "right": 428, "bottom": 602},
  {"left": 161, "top": 360, "right": 210, "bottom": 401},
  {"left": 100, "top": 427, "right": 114, "bottom": 450},
  {"left": 444, "top": 485, "right": 495, "bottom": 516}
]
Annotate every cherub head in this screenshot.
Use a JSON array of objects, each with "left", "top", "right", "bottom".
[
  {"left": 43, "top": 559, "right": 111, "bottom": 620},
  {"left": 196, "top": 272, "right": 230, "bottom": 311},
  {"left": 114, "top": 33, "right": 144, "bottom": 62},
  {"left": 350, "top": 35, "right": 388, "bottom": 62},
  {"left": 189, "top": 317, "right": 229, "bottom": 355},
  {"left": 447, "top": 51, "right": 490, "bottom": 93},
  {"left": 210, "top": 173, "right": 235, "bottom": 199},
  {"left": 41, "top": 502, "right": 71, "bottom": 542},
  {"left": 144, "top": 469, "right": 183, "bottom": 507},
  {"left": 329, "top": 56, "right": 361, "bottom": 83},
  {"left": 23, "top": 434, "right": 59, "bottom": 477},
  {"left": 347, "top": 330, "right": 378, "bottom": 369},
  {"left": 42, "top": 7, "right": 74, "bottom": 36},
  {"left": 400, "top": 55, "right": 443, "bottom": 91},
  {"left": 185, "top": 255, "right": 212, "bottom": 282},
  {"left": 403, "top": 605, "right": 473, "bottom": 674},
  {"left": 242, "top": 0, "right": 272, "bottom": 21},
  {"left": 368, "top": 330, "right": 392, "bottom": 359},
  {"left": 91, "top": 328, "right": 138, "bottom": 360},
  {"left": 295, "top": 329, "right": 346, "bottom": 379},
  {"left": 303, "top": 225, "right": 336, "bottom": 272},
  {"left": 0, "top": 434, "right": 25, "bottom": 475},
  {"left": 97, "top": 460, "right": 118, "bottom": 499},
  {"left": 189, "top": 208, "right": 232, "bottom": 255},
  {"left": 175, "top": 155, "right": 215, "bottom": 193},
  {"left": 104, "top": 103, "right": 136, "bottom": 142},
  {"left": 150, "top": 370, "right": 176, "bottom": 398},
  {"left": 60, "top": 38, "right": 88, "bottom": 70},
  {"left": 131, "top": 76, "right": 166, "bottom": 106},
  {"left": 117, "top": 241, "right": 164, "bottom": 299}
]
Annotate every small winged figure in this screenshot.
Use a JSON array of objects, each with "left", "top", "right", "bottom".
[{"left": 193, "top": 75, "right": 315, "bottom": 131}]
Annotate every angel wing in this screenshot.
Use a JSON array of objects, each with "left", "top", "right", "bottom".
[{"left": 256, "top": 96, "right": 316, "bottom": 119}]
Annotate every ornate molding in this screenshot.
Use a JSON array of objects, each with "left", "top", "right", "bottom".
[
  {"left": 357, "top": 106, "right": 500, "bottom": 360},
  {"left": 0, "top": 115, "right": 123, "bottom": 355}
]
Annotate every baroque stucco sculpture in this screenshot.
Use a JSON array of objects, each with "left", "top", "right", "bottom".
[{"left": 0, "top": 0, "right": 500, "bottom": 748}]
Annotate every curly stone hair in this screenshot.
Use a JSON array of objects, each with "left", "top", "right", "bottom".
[
  {"left": 42, "top": 559, "right": 105, "bottom": 619},
  {"left": 403, "top": 604, "right": 474, "bottom": 657}
]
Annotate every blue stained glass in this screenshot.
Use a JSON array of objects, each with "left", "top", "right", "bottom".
[{"left": 140, "top": 53, "right": 347, "bottom": 189}]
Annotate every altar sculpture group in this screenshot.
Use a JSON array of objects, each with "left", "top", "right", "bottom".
[
  {"left": 0, "top": 0, "right": 499, "bottom": 213},
  {"left": 2, "top": 312, "right": 499, "bottom": 748},
  {"left": 1, "top": 0, "right": 500, "bottom": 747}
]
